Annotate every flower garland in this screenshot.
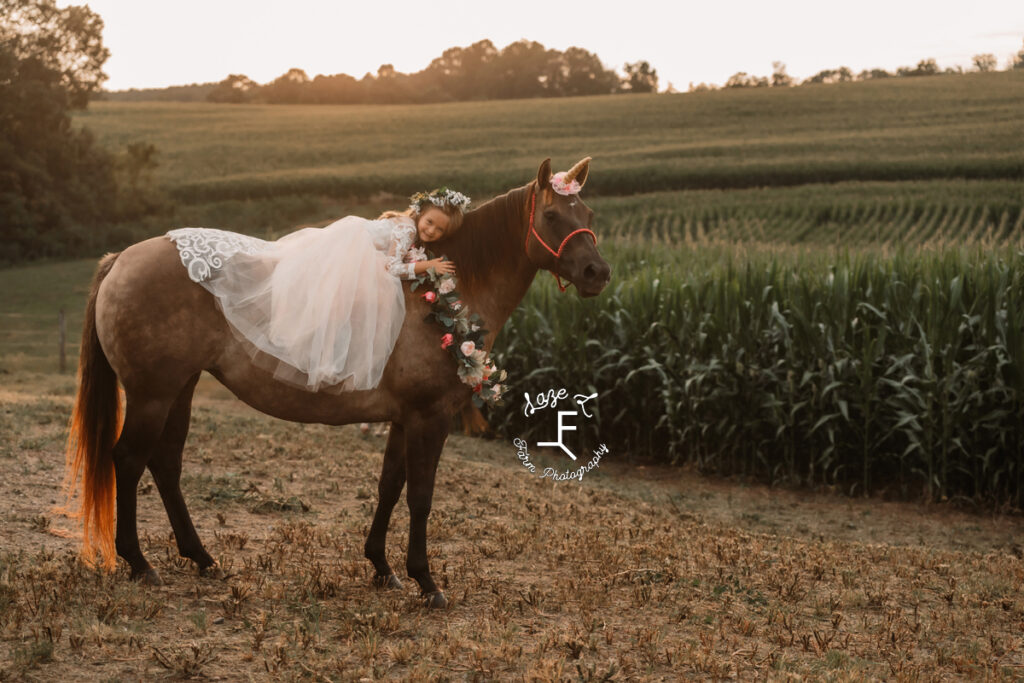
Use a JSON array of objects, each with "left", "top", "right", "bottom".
[
  {"left": 406, "top": 250, "right": 506, "bottom": 407},
  {"left": 409, "top": 187, "right": 471, "bottom": 214}
]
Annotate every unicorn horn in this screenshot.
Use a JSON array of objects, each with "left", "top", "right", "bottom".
[{"left": 563, "top": 156, "right": 592, "bottom": 184}]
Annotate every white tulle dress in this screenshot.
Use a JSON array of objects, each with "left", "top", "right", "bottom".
[{"left": 166, "top": 215, "right": 421, "bottom": 393}]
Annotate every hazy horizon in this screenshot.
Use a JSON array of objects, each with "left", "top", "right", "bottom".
[{"left": 69, "top": 0, "right": 1024, "bottom": 92}]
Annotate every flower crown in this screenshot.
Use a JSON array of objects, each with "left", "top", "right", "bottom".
[{"left": 409, "top": 187, "right": 471, "bottom": 214}]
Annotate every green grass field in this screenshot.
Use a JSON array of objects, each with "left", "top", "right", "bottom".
[
  {"left": 76, "top": 71, "right": 1024, "bottom": 205},
  {"left": 67, "top": 71, "right": 1024, "bottom": 252}
]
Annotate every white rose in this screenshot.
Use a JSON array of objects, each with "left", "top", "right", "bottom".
[
  {"left": 460, "top": 341, "right": 475, "bottom": 356},
  {"left": 438, "top": 278, "right": 456, "bottom": 294}
]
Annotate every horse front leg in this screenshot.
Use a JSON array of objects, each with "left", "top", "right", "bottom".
[
  {"left": 364, "top": 422, "right": 406, "bottom": 590},
  {"left": 403, "top": 413, "right": 449, "bottom": 608}
]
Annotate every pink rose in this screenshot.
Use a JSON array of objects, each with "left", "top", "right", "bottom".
[
  {"left": 405, "top": 246, "right": 428, "bottom": 263},
  {"left": 422, "top": 291, "right": 437, "bottom": 303},
  {"left": 460, "top": 340, "right": 475, "bottom": 356},
  {"left": 441, "top": 333, "right": 454, "bottom": 349}
]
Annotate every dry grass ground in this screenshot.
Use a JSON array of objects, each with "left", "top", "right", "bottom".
[{"left": 1, "top": 370, "right": 1023, "bottom": 681}]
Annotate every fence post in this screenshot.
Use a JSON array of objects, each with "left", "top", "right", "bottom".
[{"left": 59, "top": 308, "right": 66, "bottom": 373}]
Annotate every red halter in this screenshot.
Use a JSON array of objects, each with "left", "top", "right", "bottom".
[{"left": 525, "top": 187, "right": 598, "bottom": 292}]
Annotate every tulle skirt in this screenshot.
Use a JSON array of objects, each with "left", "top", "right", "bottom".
[{"left": 170, "top": 217, "right": 406, "bottom": 393}]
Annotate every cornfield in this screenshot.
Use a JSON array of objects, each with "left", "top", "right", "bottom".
[{"left": 492, "top": 242, "right": 1024, "bottom": 507}]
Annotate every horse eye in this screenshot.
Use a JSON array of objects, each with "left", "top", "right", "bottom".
[{"left": 543, "top": 209, "right": 557, "bottom": 220}]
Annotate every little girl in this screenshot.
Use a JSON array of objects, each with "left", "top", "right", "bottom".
[{"left": 166, "top": 187, "right": 471, "bottom": 393}]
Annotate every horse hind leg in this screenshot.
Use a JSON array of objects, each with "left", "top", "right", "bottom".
[
  {"left": 403, "top": 413, "right": 449, "bottom": 609},
  {"left": 146, "top": 373, "right": 221, "bottom": 577},
  {"left": 364, "top": 422, "right": 406, "bottom": 590},
  {"left": 112, "top": 391, "right": 178, "bottom": 585}
]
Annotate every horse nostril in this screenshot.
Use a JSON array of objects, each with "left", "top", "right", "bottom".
[{"left": 584, "top": 262, "right": 611, "bottom": 284}]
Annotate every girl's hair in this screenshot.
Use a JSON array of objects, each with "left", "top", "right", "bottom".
[{"left": 379, "top": 204, "right": 465, "bottom": 240}]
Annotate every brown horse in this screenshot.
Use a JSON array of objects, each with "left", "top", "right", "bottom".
[{"left": 60, "top": 157, "right": 610, "bottom": 608}]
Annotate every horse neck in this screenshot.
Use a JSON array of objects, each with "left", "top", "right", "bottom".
[{"left": 441, "top": 183, "right": 538, "bottom": 350}]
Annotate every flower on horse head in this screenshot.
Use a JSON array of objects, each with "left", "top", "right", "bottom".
[
  {"left": 441, "top": 333, "right": 454, "bottom": 349},
  {"left": 550, "top": 171, "right": 582, "bottom": 196},
  {"left": 422, "top": 291, "right": 437, "bottom": 303},
  {"left": 460, "top": 340, "right": 475, "bottom": 357}
]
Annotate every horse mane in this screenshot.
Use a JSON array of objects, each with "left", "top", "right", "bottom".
[{"left": 432, "top": 182, "right": 533, "bottom": 292}]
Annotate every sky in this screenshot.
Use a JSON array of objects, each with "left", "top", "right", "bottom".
[{"left": 73, "top": 0, "right": 1024, "bottom": 92}]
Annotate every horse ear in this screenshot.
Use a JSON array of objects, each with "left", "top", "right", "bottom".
[{"left": 536, "top": 158, "right": 552, "bottom": 187}]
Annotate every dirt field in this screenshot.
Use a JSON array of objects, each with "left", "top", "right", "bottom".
[{"left": 1, "top": 369, "right": 1023, "bottom": 681}]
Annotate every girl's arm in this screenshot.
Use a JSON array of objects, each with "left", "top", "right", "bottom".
[{"left": 384, "top": 219, "right": 418, "bottom": 280}]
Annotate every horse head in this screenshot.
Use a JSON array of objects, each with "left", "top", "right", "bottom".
[{"left": 526, "top": 157, "right": 612, "bottom": 298}]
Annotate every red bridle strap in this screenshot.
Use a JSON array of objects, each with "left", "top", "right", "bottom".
[{"left": 525, "top": 187, "right": 597, "bottom": 292}]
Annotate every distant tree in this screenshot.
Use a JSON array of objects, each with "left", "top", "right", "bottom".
[
  {"left": 725, "top": 71, "right": 769, "bottom": 88},
  {"left": 106, "top": 82, "right": 218, "bottom": 102},
  {"left": 858, "top": 68, "right": 892, "bottom": 80},
  {"left": 622, "top": 61, "right": 658, "bottom": 93},
  {"left": 545, "top": 46, "right": 619, "bottom": 96},
  {"left": 309, "top": 72, "right": 364, "bottom": 104},
  {"left": 898, "top": 58, "right": 939, "bottom": 77},
  {"left": 804, "top": 67, "right": 853, "bottom": 84},
  {"left": 688, "top": 82, "right": 716, "bottom": 92},
  {"left": 493, "top": 40, "right": 552, "bottom": 99},
  {"left": 263, "top": 67, "right": 311, "bottom": 103},
  {"left": 972, "top": 54, "right": 997, "bottom": 72},
  {"left": 1012, "top": 39, "right": 1024, "bottom": 70},
  {"left": 771, "top": 61, "right": 793, "bottom": 87},
  {"left": 423, "top": 39, "right": 499, "bottom": 100},
  {"left": 0, "top": 0, "right": 109, "bottom": 108},
  {"left": 207, "top": 74, "right": 259, "bottom": 103}
]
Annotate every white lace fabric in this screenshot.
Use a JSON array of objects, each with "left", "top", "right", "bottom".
[
  {"left": 166, "top": 216, "right": 417, "bottom": 393},
  {"left": 166, "top": 228, "right": 272, "bottom": 282}
]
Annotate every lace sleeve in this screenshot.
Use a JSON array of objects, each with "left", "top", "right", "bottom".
[{"left": 384, "top": 217, "right": 418, "bottom": 280}]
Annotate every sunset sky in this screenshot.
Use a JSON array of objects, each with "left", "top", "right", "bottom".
[{"left": 75, "top": 0, "right": 1024, "bottom": 92}]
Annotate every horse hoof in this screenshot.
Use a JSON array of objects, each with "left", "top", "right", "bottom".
[
  {"left": 423, "top": 590, "right": 447, "bottom": 609},
  {"left": 199, "top": 563, "right": 226, "bottom": 580},
  {"left": 133, "top": 567, "right": 163, "bottom": 586},
  {"left": 373, "top": 573, "right": 403, "bottom": 590}
]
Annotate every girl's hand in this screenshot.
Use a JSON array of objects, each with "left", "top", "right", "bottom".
[{"left": 431, "top": 258, "right": 456, "bottom": 275}]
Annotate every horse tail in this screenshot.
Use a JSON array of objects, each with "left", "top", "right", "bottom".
[{"left": 57, "top": 252, "right": 123, "bottom": 571}]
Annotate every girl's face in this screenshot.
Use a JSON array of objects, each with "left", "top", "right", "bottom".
[{"left": 416, "top": 207, "right": 450, "bottom": 242}]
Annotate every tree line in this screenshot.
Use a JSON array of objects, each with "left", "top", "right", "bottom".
[
  {"left": 689, "top": 42, "right": 1024, "bottom": 91},
  {"left": 1, "top": 0, "right": 162, "bottom": 264},
  {"left": 106, "top": 40, "right": 659, "bottom": 105}
]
